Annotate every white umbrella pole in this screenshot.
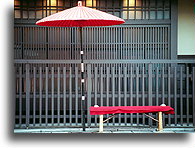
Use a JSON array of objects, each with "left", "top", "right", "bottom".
[{"left": 80, "top": 27, "right": 86, "bottom": 131}]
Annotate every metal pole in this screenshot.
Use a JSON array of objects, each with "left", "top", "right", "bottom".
[{"left": 80, "top": 27, "right": 86, "bottom": 131}]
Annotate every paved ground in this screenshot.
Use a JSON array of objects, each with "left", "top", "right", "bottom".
[{"left": 14, "top": 127, "right": 195, "bottom": 133}]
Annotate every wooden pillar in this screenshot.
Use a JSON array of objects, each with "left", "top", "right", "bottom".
[
  {"left": 99, "top": 115, "right": 103, "bottom": 133},
  {"left": 158, "top": 112, "right": 163, "bottom": 131}
]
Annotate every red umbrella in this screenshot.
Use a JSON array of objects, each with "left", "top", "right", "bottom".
[{"left": 36, "top": 1, "right": 125, "bottom": 131}]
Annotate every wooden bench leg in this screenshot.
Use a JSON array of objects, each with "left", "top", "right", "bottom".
[
  {"left": 99, "top": 115, "right": 103, "bottom": 133},
  {"left": 158, "top": 112, "right": 163, "bottom": 131}
]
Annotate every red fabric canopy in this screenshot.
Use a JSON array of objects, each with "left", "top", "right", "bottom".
[
  {"left": 90, "top": 106, "right": 175, "bottom": 115},
  {"left": 36, "top": 1, "right": 125, "bottom": 27}
]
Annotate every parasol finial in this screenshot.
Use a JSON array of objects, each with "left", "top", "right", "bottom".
[{"left": 78, "top": 1, "right": 82, "bottom": 6}]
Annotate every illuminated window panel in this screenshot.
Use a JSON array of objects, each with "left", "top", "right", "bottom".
[
  {"left": 130, "top": 0, "right": 135, "bottom": 6},
  {"left": 164, "top": 0, "right": 170, "bottom": 8},
  {"left": 23, "top": 11, "right": 28, "bottom": 19},
  {"left": 98, "top": 0, "right": 106, "bottom": 7},
  {"left": 129, "top": 11, "right": 135, "bottom": 19},
  {"left": 157, "top": 11, "right": 163, "bottom": 19},
  {"left": 86, "top": 0, "right": 96, "bottom": 7},
  {"left": 29, "top": 11, "right": 35, "bottom": 19},
  {"left": 114, "top": 12, "right": 120, "bottom": 17},
  {"left": 157, "top": 1, "right": 163, "bottom": 8},
  {"left": 150, "top": 11, "right": 156, "bottom": 19},
  {"left": 136, "top": 0, "right": 141, "bottom": 7},
  {"left": 136, "top": 11, "right": 141, "bottom": 19},
  {"left": 51, "top": 10, "right": 57, "bottom": 15},
  {"left": 14, "top": 0, "right": 20, "bottom": 6},
  {"left": 58, "top": 0, "right": 64, "bottom": 7},
  {"left": 164, "top": 11, "right": 170, "bottom": 19},
  {"left": 122, "top": 11, "right": 128, "bottom": 19},
  {"left": 47, "top": 0, "right": 57, "bottom": 10},
  {"left": 113, "top": 1, "right": 120, "bottom": 7},
  {"left": 36, "top": 10, "right": 43, "bottom": 19},
  {"left": 150, "top": 0, "right": 156, "bottom": 7},
  {"left": 123, "top": 0, "right": 135, "bottom": 7},
  {"left": 143, "top": 11, "right": 149, "bottom": 19},
  {"left": 47, "top": 0, "right": 56, "bottom": 7},
  {"left": 15, "top": 10, "right": 21, "bottom": 18}
]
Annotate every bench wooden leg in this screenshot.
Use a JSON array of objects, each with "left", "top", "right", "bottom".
[
  {"left": 158, "top": 112, "right": 163, "bottom": 131},
  {"left": 99, "top": 115, "right": 103, "bottom": 133}
]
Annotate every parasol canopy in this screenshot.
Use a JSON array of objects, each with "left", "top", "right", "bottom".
[
  {"left": 36, "top": 1, "right": 125, "bottom": 27},
  {"left": 36, "top": 1, "right": 125, "bottom": 131}
]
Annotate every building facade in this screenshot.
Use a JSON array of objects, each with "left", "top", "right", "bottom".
[{"left": 14, "top": 0, "right": 195, "bottom": 129}]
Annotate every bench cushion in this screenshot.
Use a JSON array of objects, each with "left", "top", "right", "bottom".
[{"left": 90, "top": 106, "right": 174, "bottom": 115}]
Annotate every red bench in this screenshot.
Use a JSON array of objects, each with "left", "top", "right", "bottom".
[{"left": 90, "top": 105, "right": 174, "bottom": 133}]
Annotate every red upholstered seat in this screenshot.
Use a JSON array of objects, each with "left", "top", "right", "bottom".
[{"left": 90, "top": 106, "right": 174, "bottom": 115}]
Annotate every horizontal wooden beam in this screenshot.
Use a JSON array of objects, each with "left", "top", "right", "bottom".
[{"left": 14, "top": 59, "right": 195, "bottom": 64}]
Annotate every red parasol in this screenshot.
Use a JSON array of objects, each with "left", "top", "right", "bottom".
[{"left": 36, "top": 1, "right": 125, "bottom": 131}]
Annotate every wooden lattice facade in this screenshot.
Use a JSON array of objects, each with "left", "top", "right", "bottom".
[{"left": 14, "top": 0, "right": 195, "bottom": 129}]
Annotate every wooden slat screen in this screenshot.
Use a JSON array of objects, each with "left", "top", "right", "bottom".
[
  {"left": 14, "top": 62, "right": 195, "bottom": 128},
  {"left": 14, "top": 25, "right": 170, "bottom": 60}
]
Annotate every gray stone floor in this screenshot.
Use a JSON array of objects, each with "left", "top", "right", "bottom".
[{"left": 14, "top": 127, "right": 195, "bottom": 133}]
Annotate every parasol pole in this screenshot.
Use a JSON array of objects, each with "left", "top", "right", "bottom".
[{"left": 79, "top": 27, "right": 86, "bottom": 131}]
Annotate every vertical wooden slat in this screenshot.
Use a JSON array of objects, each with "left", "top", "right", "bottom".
[
  {"left": 94, "top": 67, "right": 98, "bottom": 125},
  {"left": 156, "top": 66, "right": 159, "bottom": 105},
  {"left": 112, "top": 66, "right": 115, "bottom": 125},
  {"left": 75, "top": 67, "right": 78, "bottom": 125},
  {"left": 57, "top": 67, "right": 60, "bottom": 125},
  {"left": 157, "top": 27, "right": 160, "bottom": 59},
  {"left": 142, "top": 27, "right": 145, "bottom": 59},
  {"left": 63, "top": 67, "right": 66, "bottom": 125},
  {"left": 130, "top": 65, "right": 133, "bottom": 125},
  {"left": 108, "top": 28, "right": 110, "bottom": 60},
  {"left": 39, "top": 67, "right": 42, "bottom": 125},
  {"left": 115, "top": 28, "right": 117, "bottom": 59},
  {"left": 118, "top": 66, "right": 121, "bottom": 125},
  {"left": 26, "top": 64, "right": 30, "bottom": 128},
  {"left": 148, "top": 63, "right": 152, "bottom": 106},
  {"left": 98, "top": 28, "right": 100, "bottom": 60},
  {"left": 69, "top": 66, "right": 72, "bottom": 125},
  {"left": 51, "top": 67, "right": 54, "bottom": 125},
  {"left": 136, "top": 66, "right": 139, "bottom": 125},
  {"left": 120, "top": 27, "right": 123, "bottom": 60},
  {"left": 33, "top": 67, "right": 36, "bottom": 126},
  {"left": 162, "top": 27, "right": 165, "bottom": 59},
  {"left": 148, "top": 63, "right": 152, "bottom": 127},
  {"left": 137, "top": 27, "right": 140, "bottom": 59},
  {"left": 19, "top": 67, "right": 22, "bottom": 127},
  {"left": 124, "top": 66, "right": 127, "bottom": 125},
  {"left": 100, "top": 67, "right": 103, "bottom": 106},
  {"left": 168, "top": 66, "right": 171, "bottom": 125},
  {"left": 106, "top": 66, "right": 110, "bottom": 125},
  {"left": 87, "top": 64, "right": 92, "bottom": 126},
  {"left": 152, "top": 27, "right": 154, "bottom": 59},
  {"left": 162, "top": 66, "right": 165, "bottom": 104},
  {"left": 193, "top": 67, "right": 195, "bottom": 127},
  {"left": 92, "top": 28, "right": 94, "bottom": 60},
  {"left": 45, "top": 67, "right": 48, "bottom": 126},
  {"left": 174, "top": 67, "right": 177, "bottom": 126},
  {"left": 106, "top": 66, "right": 110, "bottom": 107},
  {"left": 186, "top": 67, "right": 189, "bottom": 125},
  {"left": 142, "top": 66, "right": 145, "bottom": 125},
  {"left": 162, "top": 66, "right": 165, "bottom": 126},
  {"left": 180, "top": 66, "right": 183, "bottom": 125}
]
